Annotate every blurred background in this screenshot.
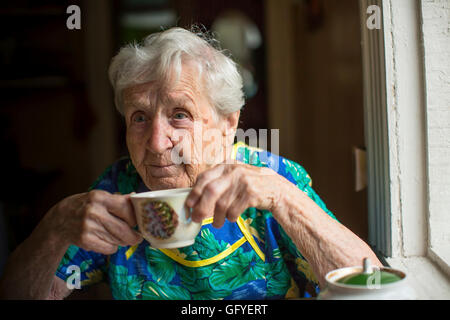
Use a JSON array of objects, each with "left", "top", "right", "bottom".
[{"left": 0, "top": 0, "right": 366, "bottom": 282}]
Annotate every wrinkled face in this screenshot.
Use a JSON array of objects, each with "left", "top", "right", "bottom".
[{"left": 123, "top": 62, "right": 239, "bottom": 190}]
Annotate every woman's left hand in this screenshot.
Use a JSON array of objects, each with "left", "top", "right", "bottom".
[{"left": 186, "top": 162, "right": 287, "bottom": 228}]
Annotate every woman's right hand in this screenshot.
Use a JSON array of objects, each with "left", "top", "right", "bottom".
[{"left": 46, "top": 189, "right": 143, "bottom": 255}]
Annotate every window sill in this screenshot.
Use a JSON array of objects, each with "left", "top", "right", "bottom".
[
  {"left": 386, "top": 256, "right": 450, "bottom": 299},
  {"left": 429, "top": 246, "right": 450, "bottom": 276}
]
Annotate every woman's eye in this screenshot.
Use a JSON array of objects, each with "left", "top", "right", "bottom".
[
  {"left": 133, "top": 113, "right": 147, "bottom": 123},
  {"left": 173, "top": 112, "right": 187, "bottom": 120}
]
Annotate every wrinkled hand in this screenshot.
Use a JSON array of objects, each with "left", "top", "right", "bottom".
[
  {"left": 186, "top": 162, "right": 285, "bottom": 228},
  {"left": 48, "top": 190, "right": 142, "bottom": 255}
]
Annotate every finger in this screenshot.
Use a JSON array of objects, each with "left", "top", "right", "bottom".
[
  {"left": 97, "top": 228, "right": 143, "bottom": 248},
  {"left": 87, "top": 215, "right": 128, "bottom": 247},
  {"left": 94, "top": 228, "right": 124, "bottom": 247},
  {"left": 77, "top": 209, "right": 123, "bottom": 247},
  {"left": 191, "top": 177, "right": 231, "bottom": 224},
  {"left": 186, "top": 165, "right": 226, "bottom": 208},
  {"left": 102, "top": 193, "right": 137, "bottom": 227},
  {"left": 225, "top": 188, "right": 249, "bottom": 223},
  {"left": 88, "top": 239, "right": 119, "bottom": 255},
  {"left": 211, "top": 182, "right": 236, "bottom": 229},
  {"left": 77, "top": 232, "right": 119, "bottom": 255},
  {"left": 211, "top": 203, "right": 226, "bottom": 229},
  {"left": 98, "top": 208, "right": 143, "bottom": 246},
  {"left": 96, "top": 243, "right": 119, "bottom": 255}
]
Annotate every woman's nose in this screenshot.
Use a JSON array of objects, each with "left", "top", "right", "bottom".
[{"left": 146, "top": 116, "right": 173, "bottom": 154}]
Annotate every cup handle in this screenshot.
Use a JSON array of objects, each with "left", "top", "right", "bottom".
[{"left": 185, "top": 206, "right": 193, "bottom": 224}]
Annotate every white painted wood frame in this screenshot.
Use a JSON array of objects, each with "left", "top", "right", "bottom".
[{"left": 359, "top": 0, "right": 450, "bottom": 298}]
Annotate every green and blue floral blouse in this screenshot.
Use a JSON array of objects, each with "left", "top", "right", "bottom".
[{"left": 55, "top": 142, "right": 338, "bottom": 299}]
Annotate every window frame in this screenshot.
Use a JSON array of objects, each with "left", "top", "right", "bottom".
[{"left": 359, "top": 0, "right": 450, "bottom": 299}]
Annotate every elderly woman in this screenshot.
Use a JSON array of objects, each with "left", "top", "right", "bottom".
[{"left": 0, "top": 27, "right": 381, "bottom": 300}]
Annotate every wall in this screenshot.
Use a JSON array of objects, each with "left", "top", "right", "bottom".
[
  {"left": 421, "top": 0, "right": 450, "bottom": 268},
  {"left": 381, "top": 0, "right": 429, "bottom": 258},
  {"left": 83, "top": 0, "right": 118, "bottom": 180},
  {"left": 375, "top": 0, "right": 450, "bottom": 298},
  {"left": 0, "top": 0, "right": 118, "bottom": 250},
  {"left": 265, "top": 0, "right": 368, "bottom": 240}
]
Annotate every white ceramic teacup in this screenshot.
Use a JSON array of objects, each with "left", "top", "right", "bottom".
[{"left": 130, "top": 188, "right": 202, "bottom": 249}]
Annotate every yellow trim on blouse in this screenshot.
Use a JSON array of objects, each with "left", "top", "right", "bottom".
[
  {"left": 159, "top": 236, "right": 247, "bottom": 267},
  {"left": 231, "top": 141, "right": 264, "bottom": 161},
  {"left": 236, "top": 216, "right": 265, "bottom": 262},
  {"left": 157, "top": 217, "right": 266, "bottom": 267},
  {"left": 125, "top": 244, "right": 139, "bottom": 260},
  {"left": 125, "top": 217, "right": 213, "bottom": 260},
  {"left": 230, "top": 141, "right": 244, "bottom": 160},
  {"left": 201, "top": 217, "right": 214, "bottom": 225},
  {"left": 125, "top": 216, "right": 265, "bottom": 266}
]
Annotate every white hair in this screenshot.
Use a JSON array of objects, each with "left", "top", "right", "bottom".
[{"left": 108, "top": 26, "right": 245, "bottom": 116}]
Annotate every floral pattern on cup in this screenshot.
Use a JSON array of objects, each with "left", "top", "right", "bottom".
[{"left": 141, "top": 200, "right": 179, "bottom": 239}]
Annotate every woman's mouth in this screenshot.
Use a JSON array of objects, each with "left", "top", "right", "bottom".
[{"left": 146, "top": 164, "right": 179, "bottom": 177}]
